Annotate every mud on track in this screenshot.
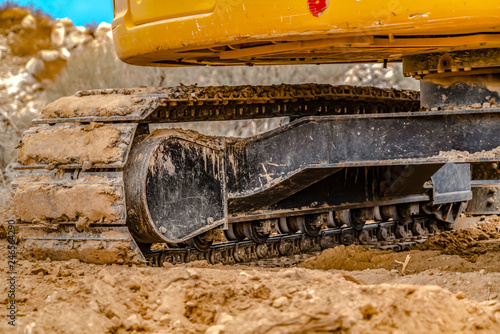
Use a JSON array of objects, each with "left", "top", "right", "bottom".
[{"left": 1, "top": 217, "right": 500, "bottom": 334}]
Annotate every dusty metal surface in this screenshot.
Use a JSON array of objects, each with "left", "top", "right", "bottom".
[
  {"left": 420, "top": 75, "right": 500, "bottom": 109},
  {"left": 119, "top": 108, "right": 499, "bottom": 244},
  {"left": 467, "top": 182, "right": 500, "bottom": 215},
  {"left": 124, "top": 130, "right": 225, "bottom": 244}
]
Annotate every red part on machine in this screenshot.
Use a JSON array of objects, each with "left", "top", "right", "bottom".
[{"left": 308, "top": 0, "right": 329, "bottom": 17}]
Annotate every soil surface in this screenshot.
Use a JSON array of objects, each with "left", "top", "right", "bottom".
[{"left": 1, "top": 217, "right": 500, "bottom": 333}]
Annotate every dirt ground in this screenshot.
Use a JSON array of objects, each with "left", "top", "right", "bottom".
[{"left": 1, "top": 217, "right": 500, "bottom": 334}]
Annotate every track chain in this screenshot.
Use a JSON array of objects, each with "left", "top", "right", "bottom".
[
  {"left": 63, "top": 84, "right": 421, "bottom": 123},
  {"left": 145, "top": 217, "right": 445, "bottom": 267}
]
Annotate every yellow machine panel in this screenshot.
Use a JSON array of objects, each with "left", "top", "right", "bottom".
[{"left": 112, "top": 0, "right": 500, "bottom": 67}]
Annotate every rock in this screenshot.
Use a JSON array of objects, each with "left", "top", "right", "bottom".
[
  {"left": 95, "top": 22, "right": 112, "bottom": 39},
  {"left": 57, "top": 18, "right": 74, "bottom": 30},
  {"left": 456, "top": 291, "right": 466, "bottom": 300},
  {"left": 21, "top": 14, "right": 37, "bottom": 29},
  {"left": 216, "top": 312, "right": 234, "bottom": 324},
  {"left": 59, "top": 48, "right": 71, "bottom": 61},
  {"left": 65, "top": 30, "right": 91, "bottom": 50},
  {"left": 39, "top": 50, "right": 60, "bottom": 62},
  {"left": 123, "top": 314, "right": 144, "bottom": 330},
  {"left": 51, "top": 22, "right": 66, "bottom": 47},
  {"left": 478, "top": 232, "right": 490, "bottom": 241},
  {"left": 24, "top": 59, "right": 43, "bottom": 77},
  {"left": 272, "top": 296, "right": 289, "bottom": 308},
  {"left": 205, "top": 325, "right": 225, "bottom": 334},
  {"left": 31, "top": 267, "right": 50, "bottom": 276}
]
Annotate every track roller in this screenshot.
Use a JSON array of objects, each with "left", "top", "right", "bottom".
[
  {"left": 349, "top": 207, "right": 374, "bottom": 230},
  {"left": 224, "top": 223, "right": 246, "bottom": 241},
  {"left": 278, "top": 216, "right": 300, "bottom": 234},
  {"left": 243, "top": 220, "right": 275, "bottom": 243},
  {"left": 298, "top": 214, "right": 328, "bottom": 237},
  {"left": 186, "top": 231, "right": 215, "bottom": 251}
]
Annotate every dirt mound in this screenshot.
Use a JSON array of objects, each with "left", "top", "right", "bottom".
[
  {"left": 2, "top": 255, "right": 500, "bottom": 334},
  {"left": 299, "top": 217, "right": 500, "bottom": 274},
  {"left": 418, "top": 217, "right": 500, "bottom": 261},
  {"left": 3, "top": 217, "right": 500, "bottom": 333},
  {"left": 346, "top": 269, "right": 500, "bottom": 303}
]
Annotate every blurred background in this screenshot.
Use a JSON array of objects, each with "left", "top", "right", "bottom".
[{"left": 0, "top": 0, "right": 419, "bottom": 214}]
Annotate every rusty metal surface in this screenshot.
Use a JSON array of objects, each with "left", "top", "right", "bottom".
[{"left": 403, "top": 48, "right": 500, "bottom": 78}]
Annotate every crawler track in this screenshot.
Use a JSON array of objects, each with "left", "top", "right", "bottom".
[
  {"left": 13, "top": 83, "right": 499, "bottom": 265},
  {"left": 145, "top": 216, "right": 446, "bottom": 267},
  {"left": 36, "top": 84, "right": 420, "bottom": 124}
]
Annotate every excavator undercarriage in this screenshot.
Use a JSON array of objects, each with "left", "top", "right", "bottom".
[
  {"left": 11, "top": 1, "right": 500, "bottom": 265},
  {"left": 12, "top": 82, "right": 500, "bottom": 265}
]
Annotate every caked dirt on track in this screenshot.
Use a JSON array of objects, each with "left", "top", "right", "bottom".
[{"left": 1, "top": 217, "right": 500, "bottom": 333}]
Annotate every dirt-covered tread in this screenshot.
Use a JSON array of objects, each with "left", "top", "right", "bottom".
[{"left": 35, "top": 84, "right": 420, "bottom": 124}]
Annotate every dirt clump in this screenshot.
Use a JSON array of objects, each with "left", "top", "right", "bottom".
[
  {"left": 300, "top": 217, "right": 500, "bottom": 274},
  {"left": 13, "top": 179, "right": 123, "bottom": 223},
  {"left": 16, "top": 123, "right": 130, "bottom": 166},
  {"left": 346, "top": 269, "right": 500, "bottom": 303},
  {"left": 299, "top": 245, "right": 485, "bottom": 273},
  {"left": 417, "top": 217, "right": 500, "bottom": 261}
]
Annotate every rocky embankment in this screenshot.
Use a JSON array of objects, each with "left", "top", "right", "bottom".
[{"left": 0, "top": 6, "right": 113, "bottom": 215}]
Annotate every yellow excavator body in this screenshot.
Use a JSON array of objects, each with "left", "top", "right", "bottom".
[{"left": 112, "top": 0, "right": 500, "bottom": 66}]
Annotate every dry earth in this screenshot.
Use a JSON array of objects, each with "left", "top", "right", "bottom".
[{"left": 0, "top": 217, "right": 499, "bottom": 333}]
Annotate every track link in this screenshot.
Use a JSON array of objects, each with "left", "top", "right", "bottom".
[
  {"left": 36, "top": 84, "right": 420, "bottom": 124},
  {"left": 145, "top": 216, "right": 446, "bottom": 267}
]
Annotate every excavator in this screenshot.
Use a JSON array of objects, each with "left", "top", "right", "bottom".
[{"left": 12, "top": 0, "right": 500, "bottom": 265}]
